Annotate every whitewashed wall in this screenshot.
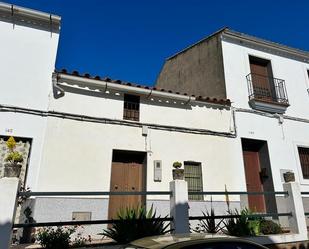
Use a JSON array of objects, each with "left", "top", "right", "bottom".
[
  {"left": 49, "top": 86, "right": 233, "bottom": 133},
  {"left": 0, "top": 19, "right": 59, "bottom": 189},
  {"left": 39, "top": 94, "right": 242, "bottom": 201},
  {"left": 0, "top": 21, "right": 59, "bottom": 110},
  {"left": 221, "top": 39, "right": 309, "bottom": 117},
  {"left": 221, "top": 38, "right": 309, "bottom": 191},
  {"left": 0, "top": 113, "right": 47, "bottom": 189}
]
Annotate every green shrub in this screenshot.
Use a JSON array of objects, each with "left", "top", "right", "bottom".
[
  {"left": 223, "top": 208, "right": 260, "bottom": 236},
  {"left": 260, "top": 219, "right": 282, "bottom": 235},
  {"left": 37, "top": 226, "right": 75, "bottom": 249},
  {"left": 101, "top": 205, "right": 170, "bottom": 244},
  {"left": 194, "top": 208, "right": 223, "bottom": 234},
  {"left": 5, "top": 151, "right": 23, "bottom": 163},
  {"left": 5, "top": 136, "right": 24, "bottom": 164}
]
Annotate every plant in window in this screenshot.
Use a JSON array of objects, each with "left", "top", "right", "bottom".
[
  {"left": 172, "top": 161, "right": 184, "bottom": 180},
  {"left": 4, "top": 136, "right": 24, "bottom": 177}
]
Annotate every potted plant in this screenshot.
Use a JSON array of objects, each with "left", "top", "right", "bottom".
[
  {"left": 283, "top": 171, "right": 295, "bottom": 182},
  {"left": 172, "top": 161, "right": 184, "bottom": 180},
  {"left": 3, "top": 136, "right": 23, "bottom": 178}
]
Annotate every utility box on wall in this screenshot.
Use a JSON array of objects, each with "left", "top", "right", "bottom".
[
  {"left": 154, "top": 160, "right": 162, "bottom": 182},
  {"left": 72, "top": 212, "right": 91, "bottom": 221}
]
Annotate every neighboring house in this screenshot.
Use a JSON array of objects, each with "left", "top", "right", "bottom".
[
  {"left": 157, "top": 28, "right": 309, "bottom": 218},
  {"left": 1, "top": 2, "right": 309, "bottom": 238},
  {"left": 0, "top": 3, "right": 60, "bottom": 189}
]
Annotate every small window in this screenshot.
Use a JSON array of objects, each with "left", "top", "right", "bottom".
[
  {"left": 298, "top": 147, "right": 309, "bottom": 179},
  {"left": 184, "top": 161, "right": 203, "bottom": 201},
  {"left": 123, "top": 94, "right": 140, "bottom": 121}
]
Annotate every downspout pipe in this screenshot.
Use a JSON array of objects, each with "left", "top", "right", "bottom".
[
  {"left": 52, "top": 73, "right": 65, "bottom": 99},
  {"left": 56, "top": 73, "right": 194, "bottom": 103}
]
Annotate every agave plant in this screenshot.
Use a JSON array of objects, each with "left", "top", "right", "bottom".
[
  {"left": 223, "top": 208, "right": 260, "bottom": 236},
  {"left": 194, "top": 208, "right": 223, "bottom": 234},
  {"left": 101, "top": 205, "right": 171, "bottom": 244}
]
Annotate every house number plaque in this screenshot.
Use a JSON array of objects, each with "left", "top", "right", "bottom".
[{"left": 5, "top": 128, "right": 13, "bottom": 133}]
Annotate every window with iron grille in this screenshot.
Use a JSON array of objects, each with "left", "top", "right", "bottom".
[
  {"left": 298, "top": 147, "right": 309, "bottom": 179},
  {"left": 184, "top": 161, "right": 203, "bottom": 201},
  {"left": 123, "top": 94, "right": 140, "bottom": 121}
]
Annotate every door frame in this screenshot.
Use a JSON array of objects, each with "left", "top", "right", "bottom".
[
  {"left": 241, "top": 138, "right": 278, "bottom": 214},
  {"left": 242, "top": 150, "right": 266, "bottom": 212}
]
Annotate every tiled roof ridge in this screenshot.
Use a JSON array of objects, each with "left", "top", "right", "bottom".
[{"left": 55, "top": 69, "right": 231, "bottom": 106}]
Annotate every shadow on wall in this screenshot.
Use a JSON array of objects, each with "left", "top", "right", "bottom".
[
  {"left": 170, "top": 202, "right": 189, "bottom": 234},
  {"left": 54, "top": 82, "right": 230, "bottom": 113},
  {"left": 53, "top": 84, "right": 124, "bottom": 102},
  {"left": 190, "top": 102, "right": 230, "bottom": 111},
  {"left": 0, "top": 221, "right": 13, "bottom": 249}
]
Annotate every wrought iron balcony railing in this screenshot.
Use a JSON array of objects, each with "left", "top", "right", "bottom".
[{"left": 246, "top": 73, "right": 289, "bottom": 105}]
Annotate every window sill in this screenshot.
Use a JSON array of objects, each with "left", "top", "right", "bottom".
[{"left": 249, "top": 99, "right": 289, "bottom": 114}]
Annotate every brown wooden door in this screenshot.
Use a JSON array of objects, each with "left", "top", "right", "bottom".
[
  {"left": 250, "top": 61, "right": 273, "bottom": 102},
  {"left": 108, "top": 162, "right": 145, "bottom": 219},
  {"left": 243, "top": 151, "right": 266, "bottom": 212}
]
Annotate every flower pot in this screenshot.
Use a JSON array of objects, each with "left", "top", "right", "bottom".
[
  {"left": 172, "top": 169, "right": 184, "bottom": 180},
  {"left": 3, "top": 163, "right": 22, "bottom": 177},
  {"left": 283, "top": 172, "right": 295, "bottom": 183}
]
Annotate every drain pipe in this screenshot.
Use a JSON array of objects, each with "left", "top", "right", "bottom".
[{"left": 52, "top": 73, "right": 65, "bottom": 99}]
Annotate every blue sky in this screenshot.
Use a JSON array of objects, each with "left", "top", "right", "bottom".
[{"left": 7, "top": 0, "right": 309, "bottom": 86}]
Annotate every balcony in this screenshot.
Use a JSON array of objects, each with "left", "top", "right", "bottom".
[{"left": 246, "top": 73, "right": 289, "bottom": 114}]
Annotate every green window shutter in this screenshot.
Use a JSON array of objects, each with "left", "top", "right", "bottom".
[{"left": 184, "top": 162, "right": 203, "bottom": 201}]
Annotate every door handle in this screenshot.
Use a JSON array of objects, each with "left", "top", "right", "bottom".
[{"left": 114, "top": 185, "right": 118, "bottom": 190}]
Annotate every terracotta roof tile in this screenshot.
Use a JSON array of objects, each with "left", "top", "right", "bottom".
[{"left": 55, "top": 69, "right": 231, "bottom": 106}]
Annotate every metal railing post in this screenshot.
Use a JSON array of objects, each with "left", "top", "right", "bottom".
[
  {"left": 283, "top": 182, "right": 307, "bottom": 239},
  {"left": 0, "top": 178, "right": 20, "bottom": 249},
  {"left": 170, "top": 180, "right": 190, "bottom": 234}
]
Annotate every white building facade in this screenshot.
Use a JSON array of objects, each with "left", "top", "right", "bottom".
[
  {"left": 157, "top": 28, "right": 309, "bottom": 226},
  {"left": 1, "top": 3, "right": 309, "bottom": 238}
]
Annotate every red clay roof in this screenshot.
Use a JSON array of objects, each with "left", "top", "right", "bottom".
[{"left": 55, "top": 69, "right": 231, "bottom": 106}]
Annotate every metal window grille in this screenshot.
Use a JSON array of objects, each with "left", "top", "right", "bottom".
[
  {"left": 123, "top": 94, "right": 140, "bottom": 121},
  {"left": 184, "top": 162, "right": 203, "bottom": 201},
  {"left": 298, "top": 147, "right": 309, "bottom": 179},
  {"left": 246, "top": 73, "right": 289, "bottom": 104}
]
